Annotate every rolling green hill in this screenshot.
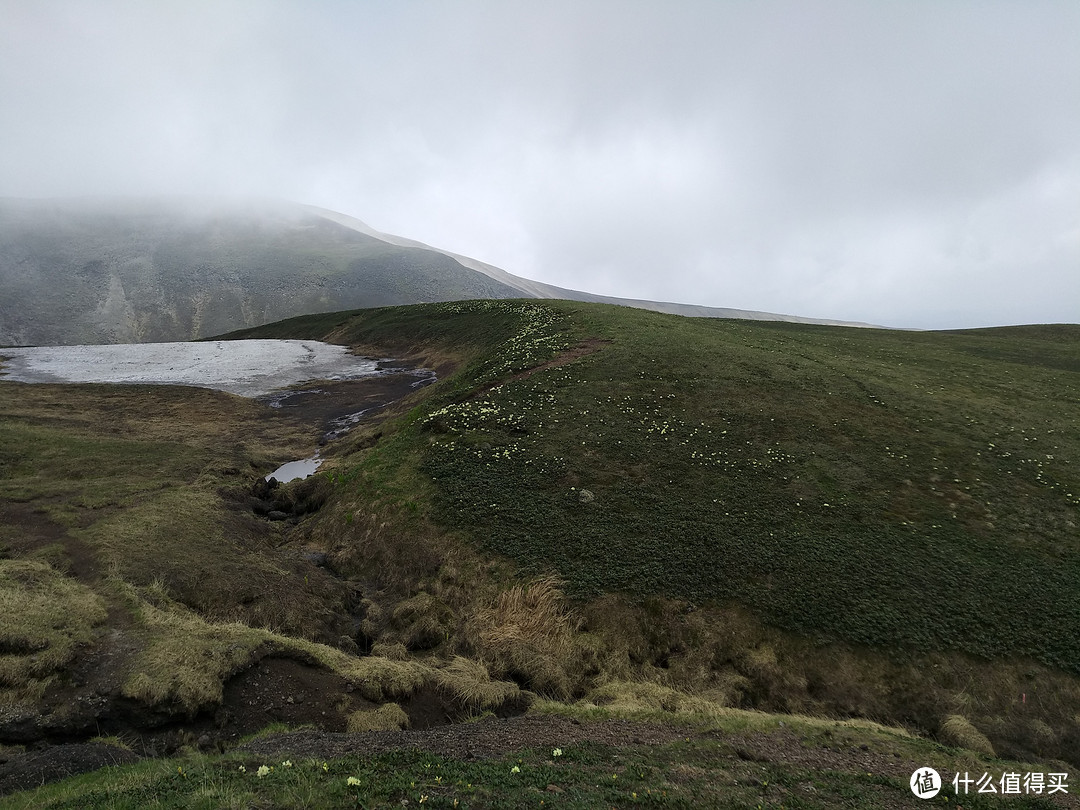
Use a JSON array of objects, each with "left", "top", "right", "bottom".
[
  {"left": 1, "top": 300, "right": 1078, "bottom": 805},
  {"left": 232, "top": 301, "right": 1080, "bottom": 757}
]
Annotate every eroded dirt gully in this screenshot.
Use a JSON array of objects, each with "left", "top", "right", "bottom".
[{"left": 0, "top": 360, "right": 449, "bottom": 794}]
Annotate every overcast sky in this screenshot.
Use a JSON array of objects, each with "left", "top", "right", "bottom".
[{"left": 2, "top": 1, "right": 1077, "bottom": 328}]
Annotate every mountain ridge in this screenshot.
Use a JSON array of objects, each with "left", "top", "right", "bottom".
[
  {"left": 0, "top": 196, "right": 878, "bottom": 346},
  {"left": 306, "top": 202, "right": 883, "bottom": 327}
]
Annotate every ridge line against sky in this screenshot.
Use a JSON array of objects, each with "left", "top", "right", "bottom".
[{"left": 1, "top": 0, "right": 1077, "bottom": 329}]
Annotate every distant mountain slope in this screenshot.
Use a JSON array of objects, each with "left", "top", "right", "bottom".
[
  {"left": 0, "top": 197, "right": 522, "bottom": 345},
  {"left": 311, "top": 205, "right": 880, "bottom": 326},
  {"left": 0, "top": 197, "right": 873, "bottom": 346}
]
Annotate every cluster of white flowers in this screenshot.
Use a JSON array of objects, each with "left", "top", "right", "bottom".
[
  {"left": 424, "top": 400, "right": 511, "bottom": 432},
  {"left": 482, "top": 304, "right": 571, "bottom": 375}
]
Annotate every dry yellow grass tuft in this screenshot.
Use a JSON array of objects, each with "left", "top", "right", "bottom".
[
  {"left": 346, "top": 702, "right": 410, "bottom": 732},
  {"left": 939, "top": 714, "right": 996, "bottom": 757},
  {"left": 468, "top": 576, "right": 578, "bottom": 697},
  {"left": 586, "top": 680, "right": 727, "bottom": 720},
  {"left": 0, "top": 560, "right": 107, "bottom": 703},
  {"left": 370, "top": 641, "right": 409, "bottom": 661},
  {"left": 435, "top": 656, "right": 523, "bottom": 713},
  {"left": 336, "top": 656, "right": 428, "bottom": 703},
  {"left": 391, "top": 591, "right": 452, "bottom": 650},
  {"left": 122, "top": 600, "right": 271, "bottom": 713}
]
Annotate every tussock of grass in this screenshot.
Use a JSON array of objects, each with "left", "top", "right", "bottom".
[
  {"left": 585, "top": 680, "right": 727, "bottom": 720},
  {"left": 434, "top": 656, "right": 523, "bottom": 713},
  {"left": 334, "top": 656, "right": 429, "bottom": 703},
  {"left": 0, "top": 560, "right": 107, "bottom": 702},
  {"left": 87, "top": 735, "right": 134, "bottom": 752},
  {"left": 123, "top": 600, "right": 273, "bottom": 713},
  {"left": 235, "top": 722, "right": 316, "bottom": 746},
  {"left": 468, "top": 576, "right": 577, "bottom": 697},
  {"left": 345, "top": 702, "right": 409, "bottom": 732},
  {"left": 370, "top": 641, "right": 409, "bottom": 661},
  {"left": 939, "top": 714, "right": 996, "bottom": 757},
  {"left": 391, "top": 591, "right": 451, "bottom": 650}
]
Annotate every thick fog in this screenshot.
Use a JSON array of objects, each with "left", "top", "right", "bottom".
[{"left": 2, "top": 1, "right": 1077, "bottom": 328}]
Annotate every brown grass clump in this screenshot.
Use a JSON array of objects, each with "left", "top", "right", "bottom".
[
  {"left": 435, "top": 656, "right": 523, "bottom": 713},
  {"left": 338, "top": 656, "right": 428, "bottom": 703},
  {"left": 939, "top": 714, "right": 996, "bottom": 757},
  {"left": 587, "top": 680, "right": 725, "bottom": 720},
  {"left": 0, "top": 560, "right": 108, "bottom": 703},
  {"left": 391, "top": 592, "right": 452, "bottom": 651},
  {"left": 346, "top": 702, "right": 410, "bottom": 732},
  {"left": 370, "top": 641, "right": 409, "bottom": 661},
  {"left": 468, "top": 576, "right": 577, "bottom": 698},
  {"left": 122, "top": 600, "right": 272, "bottom": 713}
]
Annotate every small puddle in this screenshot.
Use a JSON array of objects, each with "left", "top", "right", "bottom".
[{"left": 266, "top": 455, "right": 322, "bottom": 483}]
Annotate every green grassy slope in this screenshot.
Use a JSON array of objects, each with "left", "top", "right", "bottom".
[
  {"left": 2, "top": 299, "right": 1079, "bottom": 797},
  {"left": 234, "top": 301, "right": 1080, "bottom": 763},
  {"left": 256, "top": 301, "right": 1080, "bottom": 670}
]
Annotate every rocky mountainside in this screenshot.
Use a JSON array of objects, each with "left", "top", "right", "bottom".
[
  {"left": 0, "top": 196, "right": 873, "bottom": 346},
  {"left": 0, "top": 197, "right": 525, "bottom": 346}
]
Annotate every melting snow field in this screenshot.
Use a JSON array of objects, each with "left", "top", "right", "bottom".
[{"left": 0, "top": 340, "right": 379, "bottom": 397}]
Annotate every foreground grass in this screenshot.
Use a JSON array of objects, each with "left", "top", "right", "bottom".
[{"left": 6, "top": 706, "right": 1071, "bottom": 809}]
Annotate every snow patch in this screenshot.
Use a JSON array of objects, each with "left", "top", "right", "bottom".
[{"left": 0, "top": 340, "right": 379, "bottom": 397}]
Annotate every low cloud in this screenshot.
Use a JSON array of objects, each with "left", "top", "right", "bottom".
[{"left": 2, "top": 0, "right": 1077, "bottom": 328}]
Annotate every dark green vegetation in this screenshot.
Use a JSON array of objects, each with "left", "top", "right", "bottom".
[
  {"left": 431, "top": 310, "right": 1080, "bottom": 665},
  {"left": 2, "top": 300, "right": 1078, "bottom": 805},
  {"left": 242, "top": 301, "right": 1080, "bottom": 664}
]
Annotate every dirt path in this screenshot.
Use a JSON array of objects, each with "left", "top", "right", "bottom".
[{"left": 237, "top": 714, "right": 686, "bottom": 762}]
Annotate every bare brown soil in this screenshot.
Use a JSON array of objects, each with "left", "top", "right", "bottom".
[
  {"left": 261, "top": 365, "right": 436, "bottom": 443},
  {"left": 238, "top": 713, "right": 688, "bottom": 762}
]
